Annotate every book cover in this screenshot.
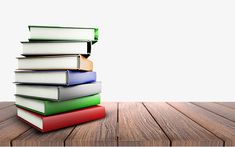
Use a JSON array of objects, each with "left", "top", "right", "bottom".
[
  {"left": 17, "top": 105, "right": 105, "bottom": 132},
  {"left": 16, "top": 94, "right": 100, "bottom": 115}
]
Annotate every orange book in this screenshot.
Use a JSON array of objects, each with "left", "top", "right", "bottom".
[{"left": 17, "top": 55, "right": 93, "bottom": 71}]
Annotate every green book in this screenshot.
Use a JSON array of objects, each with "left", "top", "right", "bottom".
[
  {"left": 28, "top": 26, "right": 99, "bottom": 43},
  {"left": 15, "top": 94, "right": 100, "bottom": 116}
]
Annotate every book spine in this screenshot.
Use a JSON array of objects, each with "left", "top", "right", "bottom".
[
  {"left": 43, "top": 106, "right": 105, "bottom": 132},
  {"left": 67, "top": 71, "right": 96, "bottom": 86},
  {"left": 87, "top": 41, "right": 92, "bottom": 54},
  {"left": 94, "top": 28, "right": 99, "bottom": 40},
  {"left": 79, "top": 55, "right": 93, "bottom": 71},
  {"left": 45, "top": 94, "right": 100, "bottom": 115}
]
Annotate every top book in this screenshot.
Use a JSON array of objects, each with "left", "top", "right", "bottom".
[{"left": 28, "top": 26, "right": 99, "bottom": 42}]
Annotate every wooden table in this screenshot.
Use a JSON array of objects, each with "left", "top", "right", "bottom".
[{"left": 0, "top": 102, "right": 235, "bottom": 146}]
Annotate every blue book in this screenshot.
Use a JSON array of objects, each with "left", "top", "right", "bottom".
[{"left": 15, "top": 70, "right": 96, "bottom": 86}]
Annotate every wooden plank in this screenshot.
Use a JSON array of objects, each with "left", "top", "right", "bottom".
[
  {"left": 0, "top": 102, "right": 14, "bottom": 109},
  {"left": 169, "top": 102, "right": 235, "bottom": 146},
  {"left": 144, "top": 102, "right": 223, "bottom": 146},
  {"left": 0, "top": 117, "right": 31, "bottom": 146},
  {"left": 65, "top": 102, "right": 118, "bottom": 146},
  {"left": 193, "top": 102, "right": 235, "bottom": 122},
  {"left": 0, "top": 105, "right": 17, "bottom": 123},
  {"left": 216, "top": 102, "right": 235, "bottom": 110},
  {"left": 118, "top": 102, "right": 170, "bottom": 146},
  {"left": 12, "top": 127, "right": 74, "bottom": 146}
]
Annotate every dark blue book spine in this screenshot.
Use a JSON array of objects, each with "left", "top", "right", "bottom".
[{"left": 67, "top": 71, "right": 96, "bottom": 86}]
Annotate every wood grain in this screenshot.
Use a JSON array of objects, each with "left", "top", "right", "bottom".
[
  {"left": 0, "top": 102, "right": 234, "bottom": 146},
  {"left": 12, "top": 127, "right": 74, "bottom": 146},
  {"left": 0, "top": 117, "right": 31, "bottom": 146},
  {"left": 216, "top": 102, "right": 235, "bottom": 110},
  {"left": 0, "top": 102, "right": 14, "bottom": 109},
  {"left": 193, "top": 102, "right": 235, "bottom": 122},
  {"left": 65, "top": 102, "right": 118, "bottom": 146},
  {"left": 169, "top": 102, "right": 235, "bottom": 146},
  {"left": 118, "top": 102, "right": 170, "bottom": 146},
  {"left": 144, "top": 102, "right": 223, "bottom": 146},
  {"left": 0, "top": 105, "right": 17, "bottom": 123}
]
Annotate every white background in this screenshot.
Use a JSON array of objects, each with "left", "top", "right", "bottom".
[{"left": 0, "top": 0, "right": 235, "bottom": 102}]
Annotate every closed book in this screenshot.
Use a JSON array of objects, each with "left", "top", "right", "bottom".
[
  {"left": 21, "top": 41, "right": 92, "bottom": 56},
  {"left": 17, "top": 55, "right": 93, "bottom": 71},
  {"left": 15, "top": 94, "right": 100, "bottom": 116},
  {"left": 17, "top": 106, "right": 105, "bottom": 132},
  {"left": 15, "top": 70, "right": 96, "bottom": 86},
  {"left": 28, "top": 26, "right": 98, "bottom": 42},
  {"left": 16, "top": 82, "right": 101, "bottom": 101}
]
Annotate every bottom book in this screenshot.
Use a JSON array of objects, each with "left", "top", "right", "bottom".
[{"left": 17, "top": 106, "right": 105, "bottom": 132}]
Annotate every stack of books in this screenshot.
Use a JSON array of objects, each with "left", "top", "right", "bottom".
[{"left": 15, "top": 26, "right": 105, "bottom": 132}]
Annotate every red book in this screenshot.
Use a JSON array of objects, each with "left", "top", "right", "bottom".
[{"left": 16, "top": 106, "right": 105, "bottom": 132}]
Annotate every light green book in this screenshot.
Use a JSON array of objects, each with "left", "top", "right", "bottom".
[
  {"left": 15, "top": 94, "right": 100, "bottom": 116},
  {"left": 28, "top": 25, "right": 99, "bottom": 42}
]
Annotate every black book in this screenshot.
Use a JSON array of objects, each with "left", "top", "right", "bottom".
[{"left": 21, "top": 41, "right": 91, "bottom": 57}]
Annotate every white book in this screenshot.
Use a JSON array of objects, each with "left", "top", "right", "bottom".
[
  {"left": 17, "top": 55, "right": 93, "bottom": 71},
  {"left": 21, "top": 41, "right": 91, "bottom": 55}
]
